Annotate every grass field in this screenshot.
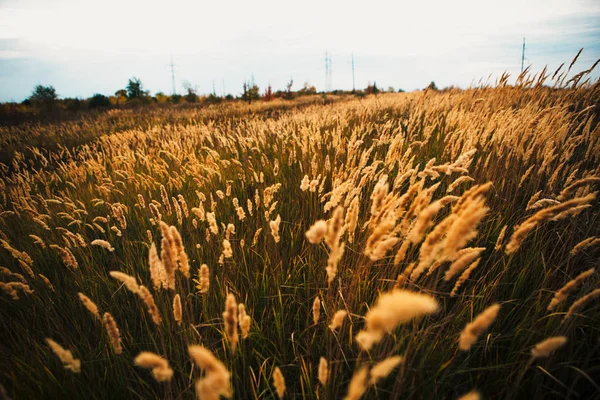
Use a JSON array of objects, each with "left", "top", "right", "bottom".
[{"left": 1, "top": 66, "right": 600, "bottom": 399}]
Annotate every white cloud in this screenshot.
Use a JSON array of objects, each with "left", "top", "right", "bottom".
[{"left": 0, "top": 0, "right": 598, "bottom": 100}]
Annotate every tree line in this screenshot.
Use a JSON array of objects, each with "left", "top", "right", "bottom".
[{"left": 0, "top": 77, "right": 420, "bottom": 124}]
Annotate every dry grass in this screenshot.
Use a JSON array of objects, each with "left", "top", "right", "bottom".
[{"left": 1, "top": 58, "right": 600, "bottom": 398}]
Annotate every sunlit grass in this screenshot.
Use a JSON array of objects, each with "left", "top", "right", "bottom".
[{"left": 1, "top": 63, "right": 599, "bottom": 399}]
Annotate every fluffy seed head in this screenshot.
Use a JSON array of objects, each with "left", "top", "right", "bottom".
[
  {"left": 344, "top": 366, "right": 368, "bottom": 400},
  {"left": 103, "top": 312, "right": 122, "bottom": 354},
  {"left": 531, "top": 336, "right": 567, "bottom": 359},
  {"left": 459, "top": 304, "right": 500, "bottom": 351},
  {"left": 369, "top": 356, "right": 404, "bottom": 385},
  {"left": 223, "top": 293, "right": 239, "bottom": 353},
  {"left": 312, "top": 296, "right": 321, "bottom": 325},
  {"left": 356, "top": 290, "right": 439, "bottom": 350},
  {"left": 458, "top": 390, "right": 481, "bottom": 400},
  {"left": 272, "top": 367, "right": 286, "bottom": 399},
  {"left": 78, "top": 292, "right": 100, "bottom": 320},
  {"left": 109, "top": 271, "right": 140, "bottom": 294},
  {"left": 329, "top": 310, "right": 348, "bottom": 331},
  {"left": 188, "top": 345, "right": 232, "bottom": 399},
  {"left": 173, "top": 294, "right": 182, "bottom": 325},
  {"left": 305, "top": 220, "right": 328, "bottom": 244},
  {"left": 91, "top": 239, "right": 115, "bottom": 252},
  {"left": 45, "top": 338, "right": 81, "bottom": 373},
  {"left": 134, "top": 352, "right": 173, "bottom": 382},
  {"left": 197, "top": 264, "right": 210, "bottom": 294},
  {"left": 548, "top": 268, "right": 594, "bottom": 311},
  {"left": 318, "top": 357, "right": 329, "bottom": 386}
]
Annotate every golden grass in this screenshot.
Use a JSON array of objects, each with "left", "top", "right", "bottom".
[{"left": 1, "top": 62, "right": 600, "bottom": 398}]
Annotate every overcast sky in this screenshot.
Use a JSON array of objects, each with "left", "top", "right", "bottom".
[{"left": 1, "top": 0, "right": 599, "bottom": 102}]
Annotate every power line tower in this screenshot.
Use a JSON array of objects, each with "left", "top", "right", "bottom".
[
  {"left": 329, "top": 53, "right": 332, "bottom": 91},
  {"left": 325, "top": 50, "right": 332, "bottom": 92},
  {"left": 325, "top": 50, "right": 329, "bottom": 92},
  {"left": 352, "top": 53, "right": 356, "bottom": 92},
  {"left": 521, "top": 38, "right": 526, "bottom": 74},
  {"left": 169, "top": 56, "right": 177, "bottom": 95}
]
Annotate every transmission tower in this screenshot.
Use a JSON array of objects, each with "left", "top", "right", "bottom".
[
  {"left": 521, "top": 38, "right": 526, "bottom": 74},
  {"left": 170, "top": 56, "right": 177, "bottom": 95},
  {"left": 352, "top": 53, "right": 356, "bottom": 92},
  {"left": 325, "top": 51, "right": 329, "bottom": 92},
  {"left": 329, "top": 53, "right": 332, "bottom": 91},
  {"left": 325, "top": 51, "right": 332, "bottom": 92}
]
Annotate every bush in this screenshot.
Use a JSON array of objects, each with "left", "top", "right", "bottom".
[
  {"left": 126, "top": 78, "right": 149, "bottom": 99},
  {"left": 89, "top": 94, "right": 111, "bottom": 108},
  {"left": 297, "top": 82, "right": 317, "bottom": 97},
  {"left": 64, "top": 98, "right": 84, "bottom": 111},
  {"left": 365, "top": 82, "right": 380, "bottom": 95},
  {"left": 426, "top": 81, "right": 439, "bottom": 91},
  {"left": 28, "top": 85, "right": 58, "bottom": 110}
]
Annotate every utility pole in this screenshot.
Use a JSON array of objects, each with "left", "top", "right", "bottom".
[
  {"left": 521, "top": 38, "right": 526, "bottom": 74},
  {"left": 324, "top": 50, "right": 332, "bottom": 92},
  {"left": 352, "top": 53, "right": 356, "bottom": 92},
  {"left": 222, "top": 79, "right": 226, "bottom": 97},
  {"left": 170, "top": 56, "right": 177, "bottom": 95},
  {"left": 212, "top": 80, "right": 216, "bottom": 96},
  {"left": 329, "top": 53, "right": 332, "bottom": 91},
  {"left": 325, "top": 50, "right": 329, "bottom": 93}
]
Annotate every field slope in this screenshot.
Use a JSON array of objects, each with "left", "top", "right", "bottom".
[{"left": 1, "top": 82, "right": 600, "bottom": 399}]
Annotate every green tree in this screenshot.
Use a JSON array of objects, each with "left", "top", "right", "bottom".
[
  {"left": 28, "top": 85, "right": 58, "bottom": 108},
  {"left": 182, "top": 81, "right": 198, "bottom": 103},
  {"left": 284, "top": 78, "right": 294, "bottom": 99},
  {"left": 248, "top": 83, "right": 260, "bottom": 103},
  {"left": 88, "top": 94, "right": 111, "bottom": 108},
  {"left": 365, "top": 81, "right": 380, "bottom": 94},
  {"left": 241, "top": 81, "right": 260, "bottom": 104},
  {"left": 297, "top": 82, "right": 316, "bottom": 96},
  {"left": 126, "top": 77, "right": 149, "bottom": 99},
  {"left": 426, "top": 81, "right": 438, "bottom": 91}
]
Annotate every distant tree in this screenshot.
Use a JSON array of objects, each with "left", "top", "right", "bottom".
[
  {"left": 248, "top": 83, "right": 260, "bottom": 103},
  {"left": 297, "top": 82, "right": 317, "bottom": 96},
  {"left": 388, "top": 86, "right": 395, "bottom": 93},
  {"left": 182, "top": 81, "right": 199, "bottom": 103},
  {"left": 242, "top": 81, "right": 249, "bottom": 102},
  {"left": 64, "top": 97, "right": 84, "bottom": 111},
  {"left": 115, "top": 89, "right": 127, "bottom": 98},
  {"left": 284, "top": 79, "right": 294, "bottom": 99},
  {"left": 426, "top": 81, "right": 438, "bottom": 91},
  {"left": 170, "top": 94, "right": 182, "bottom": 104},
  {"left": 154, "top": 92, "right": 168, "bottom": 104},
  {"left": 126, "top": 77, "right": 149, "bottom": 99},
  {"left": 206, "top": 93, "right": 222, "bottom": 104},
  {"left": 241, "top": 81, "right": 260, "bottom": 104},
  {"left": 28, "top": 85, "right": 58, "bottom": 109},
  {"left": 397, "top": 88, "right": 405, "bottom": 93},
  {"left": 263, "top": 84, "right": 273, "bottom": 101},
  {"left": 365, "top": 81, "right": 380, "bottom": 95},
  {"left": 89, "top": 94, "right": 111, "bottom": 108}
]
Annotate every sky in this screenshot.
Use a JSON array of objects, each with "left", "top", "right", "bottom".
[{"left": 1, "top": 0, "right": 599, "bottom": 102}]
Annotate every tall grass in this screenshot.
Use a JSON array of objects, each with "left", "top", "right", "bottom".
[{"left": 1, "top": 59, "right": 600, "bottom": 399}]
